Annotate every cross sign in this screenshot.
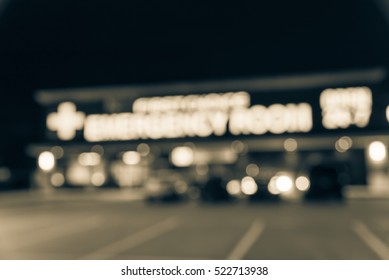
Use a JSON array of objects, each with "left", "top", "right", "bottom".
[{"left": 47, "top": 102, "right": 85, "bottom": 140}]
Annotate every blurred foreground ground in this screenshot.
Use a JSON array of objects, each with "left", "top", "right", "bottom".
[{"left": 0, "top": 188, "right": 388, "bottom": 260}]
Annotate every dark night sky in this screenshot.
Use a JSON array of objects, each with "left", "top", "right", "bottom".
[{"left": 0, "top": 0, "right": 388, "bottom": 167}]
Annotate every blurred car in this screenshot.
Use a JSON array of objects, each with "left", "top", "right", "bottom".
[
  {"left": 304, "top": 163, "right": 345, "bottom": 201},
  {"left": 145, "top": 176, "right": 189, "bottom": 203},
  {"left": 199, "top": 176, "right": 232, "bottom": 203}
]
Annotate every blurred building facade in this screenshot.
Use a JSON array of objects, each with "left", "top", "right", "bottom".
[{"left": 28, "top": 68, "right": 389, "bottom": 198}]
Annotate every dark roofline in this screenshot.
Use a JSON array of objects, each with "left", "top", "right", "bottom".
[{"left": 35, "top": 67, "right": 387, "bottom": 105}]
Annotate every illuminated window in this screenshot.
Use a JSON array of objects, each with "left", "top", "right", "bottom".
[
  {"left": 122, "top": 151, "right": 141, "bottom": 165},
  {"left": 320, "top": 87, "right": 372, "bottom": 129},
  {"left": 78, "top": 152, "right": 101, "bottom": 166},
  {"left": 171, "top": 146, "right": 194, "bottom": 167}
]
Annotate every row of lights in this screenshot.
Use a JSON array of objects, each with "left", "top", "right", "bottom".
[
  {"left": 285, "top": 137, "right": 388, "bottom": 162},
  {"left": 38, "top": 140, "right": 388, "bottom": 170},
  {"left": 170, "top": 137, "right": 388, "bottom": 167},
  {"left": 37, "top": 138, "right": 388, "bottom": 189},
  {"left": 38, "top": 143, "right": 152, "bottom": 171},
  {"left": 226, "top": 174, "right": 310, "bottom": 197},
  {"left": 38, "top": 144, "right": 152, "bottom": 188},
  {"left": 284, "top": 137, "right": 388, "bottom": 164},
  {"left": 49, "top": 171, "right": 106, "bottom": 187}
]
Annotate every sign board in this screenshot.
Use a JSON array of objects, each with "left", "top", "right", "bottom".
[{"left": 43, "top": 83, "right": 389, "bottom": 142}]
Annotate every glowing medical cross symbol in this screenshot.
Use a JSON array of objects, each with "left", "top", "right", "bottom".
[{"left": 47, "top": 102, "right": 85, "bottom": 140}]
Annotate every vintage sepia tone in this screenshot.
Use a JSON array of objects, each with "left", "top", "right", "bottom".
[{"left": 0, "top": 0, "right": 389, "bottom": 260}]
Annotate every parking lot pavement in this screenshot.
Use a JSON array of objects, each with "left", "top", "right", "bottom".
[{"left": 0, "top": 191, "right": 388, "bottom": 260}]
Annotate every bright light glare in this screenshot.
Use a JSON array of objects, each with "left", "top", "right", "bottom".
[
  {"left": 50, "top": 172, "right": 65, "bottom": 187},
  {"left": 368, "top": 141, "right": 387, "bottom": 162},
  {"left": 91, "top": 172, "right": 105, "bottom": 187},
  {"left": 226, "top": 180, "right": 241, "bottom": 195},
  {"left": 275, "top": 175, "right": 293, "bottom": 192},
  {"left": 123, "top": 151, "right": 141, "bottom": 165},
  {"left": 268, "top": 176, "right": 281, "bottom": 195},
  {"left": 38, "top": 151, "right": 55, "bottom": 171},
  {"left": 171, "top": 146, "right": 194, "bottom": 167},
  {"left": 78, "top": 152, "right": 101, "bottom": 166},
  {"left": 295, "top": 176, "right": 310, "bottom": 191},
  {"left": 241, "top": 176, "right": 258, "bottom": 195}
]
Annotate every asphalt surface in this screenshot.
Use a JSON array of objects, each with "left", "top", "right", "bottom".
[{"left": 0, "top": 190, "right": 388, "bottom": 260}]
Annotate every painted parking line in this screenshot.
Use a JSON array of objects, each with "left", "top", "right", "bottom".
[
  {"left": 4, "top": 215, "right": 104, "bottom": 250},
  {"left": 79, "top": 216, "right": 181, "bottom": 260},
  {"left": 227, "top": 219, "right": 265, "bottom": 260},
  {"left": 352, "top": 220, "right": 389, "bottom": 260}
]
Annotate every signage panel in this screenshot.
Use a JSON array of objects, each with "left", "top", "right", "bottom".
[{"left": 44, "top": 86, "right": 387, "bottom": 142}]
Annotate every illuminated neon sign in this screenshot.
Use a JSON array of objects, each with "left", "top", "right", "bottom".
[
  {"left": 320, "top": 87, "right": 372, "bottom": 129},
  {"left": 46, "top": 86, "right": 381, "bottom": 142},
  {"left": 47, "top": 102, "right": 85, "bottom": 140},
  {"left": 47, "top": 91, "right": 313, "bottom": 142},
  {"left": 228, "top": 103, "right": 312, "bottom": 135}
]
